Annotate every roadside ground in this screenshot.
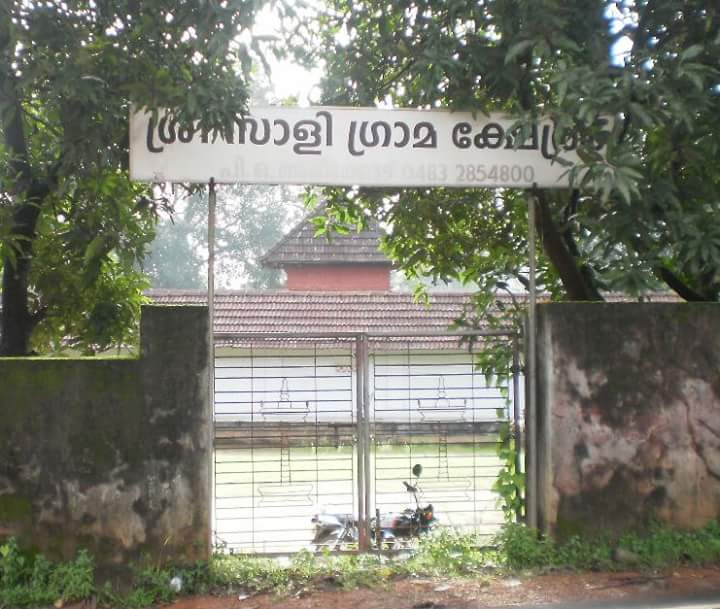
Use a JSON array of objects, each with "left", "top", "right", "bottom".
[{"left": 126, "top": 565, "right": 720, "bottom": 609}]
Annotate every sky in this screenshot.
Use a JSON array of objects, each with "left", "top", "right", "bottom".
[
  {"left": 251, "top": 5, "right": 323, "bottom": 106},
  {"left": 268, "top": 60, "right": 322, "bottom": 105}
]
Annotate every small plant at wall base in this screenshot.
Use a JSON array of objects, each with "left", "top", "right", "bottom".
[
  {"left": 0, "top": 538, "right": 94, "bottom": 607},
  {"left": 496, "top": 520, "right": 720, "bottom": 572},
  {"left": 493, "top": 416, "right": 525, "bottom": 523},
  {"left": 98, "top": 561, "right": 214, "bottom": 609}
]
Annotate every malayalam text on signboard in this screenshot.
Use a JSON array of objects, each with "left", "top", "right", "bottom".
[{"left": 130, "top": 106, "right": 602, "bottom": 188}]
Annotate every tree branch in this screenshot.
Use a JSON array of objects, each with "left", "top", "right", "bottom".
[
  {"left": 657, "top": 267, "right": 709, "bottom": 302},
  {"left": 628, "top": 0, "right": 656, "bottom": 58},
  {"left": 531, "top": 188, "right": 603, "bottom": 301},
  {"left": 1, "top": 76, "right": 33, "bottom": 195},
  {"left": 559, "top": 189, "right": 600, "bottom": 295}
]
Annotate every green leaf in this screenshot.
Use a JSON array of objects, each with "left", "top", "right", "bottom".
[
  {"left": 680, "top": 44, "right": 704, "bottom": 61},
  {"left": 504, "top": 40, "right": 534, "bottom": 65},
  {"left": 628, "top": 103, "right": 654, "bottom": 128},
  {"left": 615, "top": 173, "right": 632, "bottom": 205},
  {"left": 83, "top": 235, "right": 108, "bottom": 263}
]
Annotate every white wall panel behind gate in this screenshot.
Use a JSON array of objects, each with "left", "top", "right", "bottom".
[{"left": 212, "top": 338, "right": 522, "bottom": 554}]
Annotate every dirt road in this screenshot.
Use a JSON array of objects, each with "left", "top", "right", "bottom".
[{"left": 161, "top": 566, "right": 720, "bottom": 609}]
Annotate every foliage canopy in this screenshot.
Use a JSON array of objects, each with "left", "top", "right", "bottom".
[
  {"left": 301, "top": 1, "right": 720, "bottom": 310},
  {"left": 0, "top": 0, "right": 266, "bottom": 354},
  {"left": 144, "top": 184, "right": 302, "bottom": 290}
]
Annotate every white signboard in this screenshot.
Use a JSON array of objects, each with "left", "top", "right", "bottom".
[{"left": 130, "top": 106, "right": 599, "bottom": 188}]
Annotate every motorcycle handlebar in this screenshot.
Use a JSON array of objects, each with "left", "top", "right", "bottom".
[{"left": 403, "top": 480, "right": 419, "bottom": 494}]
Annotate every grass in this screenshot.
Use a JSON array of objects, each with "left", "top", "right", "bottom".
[
  {"left": 497, "top": 520, "right": 720, "bottom": 571},
  {"left": 4, "top": 522, "right": 720, "bottom": 608}
]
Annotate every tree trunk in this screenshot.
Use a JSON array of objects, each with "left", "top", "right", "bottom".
[
  {"left": 0, "top": 253, "right": 35, "bottom": 355},
  {"left": 0, "top": 23, "right": 47, "bottom": 355},
  {"left": 0, "top": 192, "right": 47, "bottom": 355},
  {"left": 532, "top": 192, "right": 604, "bottom": 301}
]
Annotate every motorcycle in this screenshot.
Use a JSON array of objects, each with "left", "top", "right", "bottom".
[
  {"left": 371, "top": 478, "right": 436, "bottom": 548},
  {"left": 311, "top": 464, "right": 436, "bottom": 550}
]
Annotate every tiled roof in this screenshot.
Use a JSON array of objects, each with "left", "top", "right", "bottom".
[
  {"left": 147, "top": 289, "right": 487, "bottom": 348},
  {"left": 146, "top": 289, "right": 682, "bottom": 349},
  {"left": 260, "top": 206, "right": 391, "bottom": 268}
]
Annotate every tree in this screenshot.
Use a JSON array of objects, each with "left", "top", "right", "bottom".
[
  {"left": 301, "top": 1, "right": 720, "bottom": 305},
  {"left": 0, "top": 0, "right": 268, "bottom": 355},
  {"left": 144, "top": 184, "right": 302, "bottom": 290},
  {"left": 142, "top": 202, "right": 204, "bottom": 290}
]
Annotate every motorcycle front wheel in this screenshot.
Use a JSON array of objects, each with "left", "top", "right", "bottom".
[{"left": 314, "top": 527, "right": 358, "bottom": 552}]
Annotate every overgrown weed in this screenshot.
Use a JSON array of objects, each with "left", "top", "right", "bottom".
[
  {"left": 497, "top": 521, "right": 720, "bottom": 572},
  {"left": 0, "top": 537, "right": 94, "bottom": 607},
  {"left": 4, "top": 521, "right": 720, "bottom": 607},
  {"left": 404, "top": 529, "right": 494, "bottom": 576}
]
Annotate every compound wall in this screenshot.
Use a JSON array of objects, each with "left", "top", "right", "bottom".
[
  {"left": 536, "top": 303, "right": 720, "bottom": 538},
  {"left": 0, "top": 305, "right": 211, "bottom": 571}
]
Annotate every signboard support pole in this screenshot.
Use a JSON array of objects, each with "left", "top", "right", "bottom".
[
  {"left": 526, "top": 190, "right": 538, "bottom": 531},
  {"left": 207, "top": 178, "right": 217, "bottom": 553}
]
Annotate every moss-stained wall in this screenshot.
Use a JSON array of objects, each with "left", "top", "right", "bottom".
[
  {"left": 0, "top": 305, "right": 210, "bottom": 570},
  {"left": 536, "top": 303, "right": 720, "bottom": 539}
]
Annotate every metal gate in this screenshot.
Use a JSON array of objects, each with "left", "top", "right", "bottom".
[{"left": 212, "top": 331, "right": 522, "bottom": 554}]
